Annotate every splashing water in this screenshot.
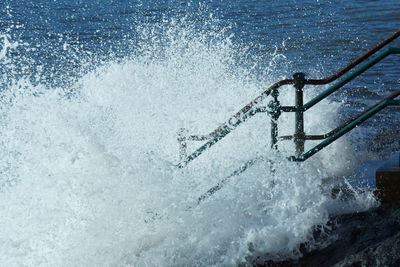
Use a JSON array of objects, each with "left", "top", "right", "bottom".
[
  {"left": 0, "top": 16, "right": 377, "bottom": 266},
  {"left": 0, "top": 34, "right": 19, "bottom": 61}
]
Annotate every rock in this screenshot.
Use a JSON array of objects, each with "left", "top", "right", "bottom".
[{"left": 256, "top": 202, "right": 400, "bottom": 267}]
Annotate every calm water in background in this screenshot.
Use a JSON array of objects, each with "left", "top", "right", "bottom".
[
  {"left": 1, "top": 0, "right": 399, "bottom": 132},
  {"left": 0, "top": 1, "right": 399, "bottom": 266},
  {"left": 2, "top": 1, "right": 399, "bottom": 78}
]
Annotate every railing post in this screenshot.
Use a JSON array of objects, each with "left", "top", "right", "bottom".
[
  {"left": 293, "top": 72, "right": 306, "bottom": 157},
  {"left": 178, "top": 128, "right": 187, "bottom": 162},
  {"left": 268, "top": 88, "right": 281, "bottom": 149}
]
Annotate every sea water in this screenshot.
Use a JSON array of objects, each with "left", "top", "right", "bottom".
[{"left": 0, "top": 1, "right": 398, "bottom": 266}]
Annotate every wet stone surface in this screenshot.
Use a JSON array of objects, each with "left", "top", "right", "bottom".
[{"left": 257, "top": 202, "right": 400, "bottom": 267}]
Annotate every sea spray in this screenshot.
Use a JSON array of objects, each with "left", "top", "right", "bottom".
[{"left": 0, "top": 15, "right": 376, "bottom": 266}]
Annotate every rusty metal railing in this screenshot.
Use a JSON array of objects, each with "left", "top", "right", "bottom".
[
  {"left": 287, "top": 90, "right": 400, "bottom": 161},
  {"left": 177, "top": 30, "right": 400, "bottom": 168}
]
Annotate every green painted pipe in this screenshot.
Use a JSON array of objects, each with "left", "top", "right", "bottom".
[
  {"left": 301, "top": 47, "right": 400, "bottom": 112},
  {"left": 176, "top": 107, "right": 263, "bottom": 168},
  {"left": 291, "top": 98, "right": 400, "bottom": 161},
  {"left": 178, "top": 47, "right": 400, "bottom": 168}
]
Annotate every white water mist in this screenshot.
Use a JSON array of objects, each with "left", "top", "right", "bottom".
[{"left": 0, "top": 16, "right": 376, "bottom": 266}]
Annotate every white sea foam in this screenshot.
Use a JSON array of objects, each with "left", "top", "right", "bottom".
[
  {"left": 0, "top": 34, "right": 18, "bottom": 61},
  {"left": 0, "top": 17, "right": 377, "bottom": 266}
]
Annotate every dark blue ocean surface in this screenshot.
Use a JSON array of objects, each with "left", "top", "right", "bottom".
[
  {"left": 1, "top": 0, "right": 398, "bottom": 150},
  {"left": 2, "top": 0, "right": 399, "bottom": 78}
]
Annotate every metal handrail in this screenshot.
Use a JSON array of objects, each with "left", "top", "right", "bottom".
[
  {"left": 289, "top": 91, "right": 400, "bottom": 161},
  {"left": 302, "top": 47, "right": 400, "bottom": 111},
  {"left": 185, "top": 30, "right": 400, "bottom": 140},
  {"left": 177, "top": 30, "right": 400, "bottom": 168},
  {"left": 280, "top": 90, "right": 400, "bottom": 141}
]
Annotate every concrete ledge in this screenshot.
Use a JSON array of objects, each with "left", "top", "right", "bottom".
[{"left": 376, "top": 152, "right": 400, "bottom": 202}]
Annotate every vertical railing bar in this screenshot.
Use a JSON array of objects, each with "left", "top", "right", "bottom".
[
  {"left": 290, "top": 99, "right": 395, "bottom": 161},
  {"left": 269, "top": 88, "right": 281, "bottom": 149},
  {"left": 293, "top": 73, "right": 306, "bottom": 156}
]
